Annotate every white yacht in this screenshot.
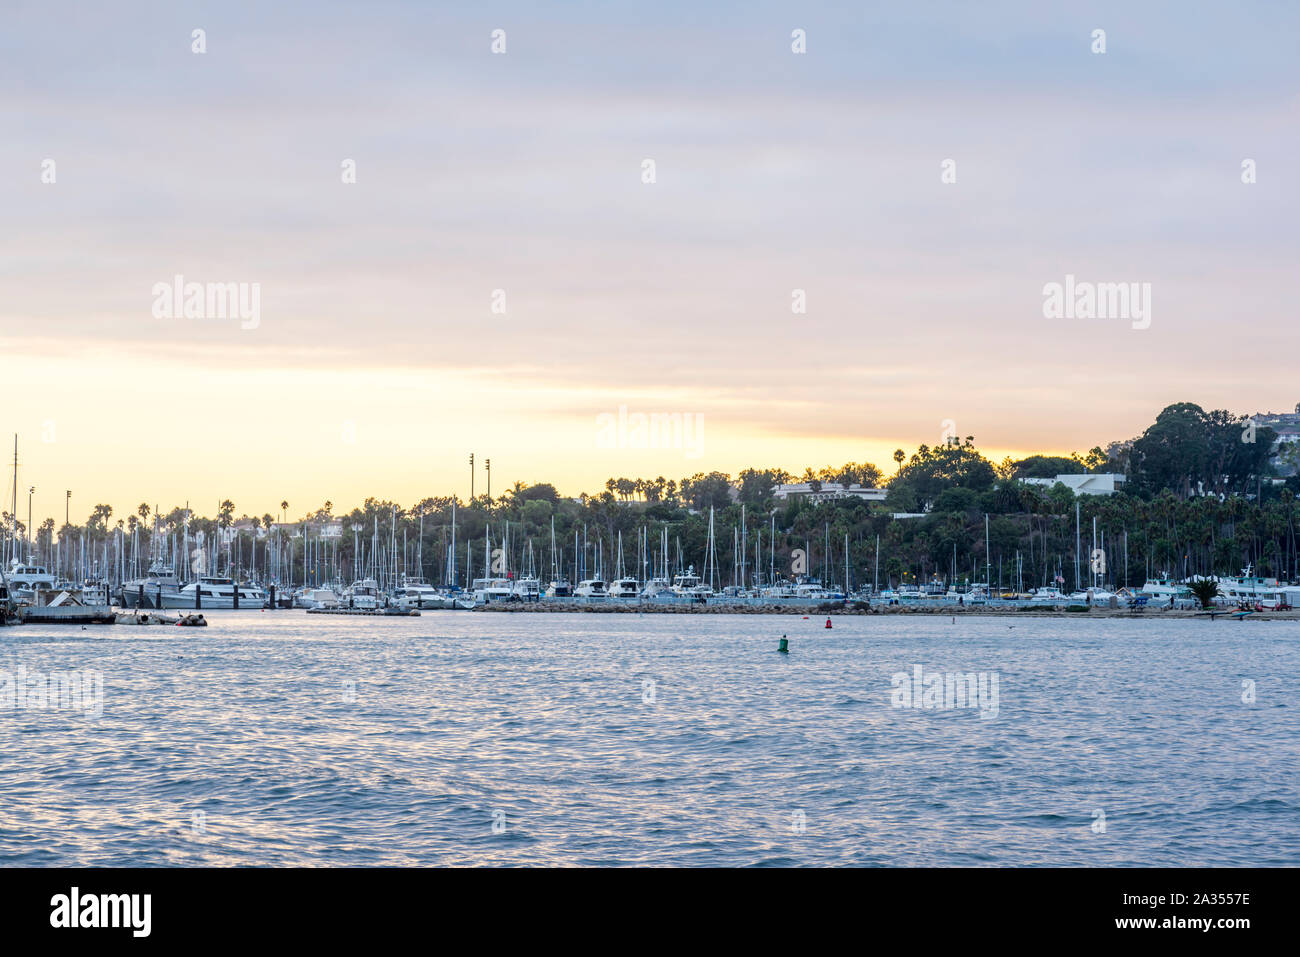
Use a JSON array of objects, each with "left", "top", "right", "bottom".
[
  {"left": 793, "top": 579, "right": 835, "bottom": 601},
  {"left": 1067, "top": 587, "right": 1119, "bottom": 606},
  {"left": 79, "top": 579, "right": 111, "bottom": 606},
  {"left": 161, "top": 577, "right": 267, "bottom": 609},
  {"left": 608, "top": 576, "right": 640, "bottom": 599},
  {"left": 120, "top": 561, "right": 182, "bottom": 608},
  {"left": 395, "top": 582, "right": 450, "bottom": 610},
  {"left": 1028, "top": 586, "right": 1069, "bottom": 604},
  {"left": 921, "top": 578, "right": 948, "bottom": 598},
  {"left": 3, "top": 559, "right": 56, "bottom": 602},
  {"left": 1139, "top": 578, "right": 1190, "bottom": 604},
  {"left": 1212, "top": 567, "right": 1296, "bottom": 607},
  {"left": 894, "top": 584, "right": 924, "bottom": 602},
  {"left": 545, "top": 579, "right": 573, "bottom": 599},
  {"left": 760, "top": 579, "right": 800, "bottom": 602},
  {"left": 574, "top": 579, "right": 608, "bottom": 599},
  {"left": 296, "top": 586, "right": 341, "bottom": 609},
  {"left": 469, "top": 577, "right": 514, "bottom": 603},
  {"left": 343, "top": 578, "right": 383, "bottom": 610},
  {"left": 946, "top": 583, "right": 989, "bottom": 604},
  {"left": 640, "top": 576, "right": 673, "bottom": 599},
  {"left": 671, "top": 567, "right": 713, "bottom": 600},
  {"left": 511, "top": 575, "right": 541, "bottom": 602}
]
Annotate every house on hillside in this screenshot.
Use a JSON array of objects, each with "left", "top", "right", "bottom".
[
  {"left": 771, "top": 482, "right": 887, "bottom": 504},
  {"left": 1019, "top": 473, "right": 1127, "bottom": 496}
]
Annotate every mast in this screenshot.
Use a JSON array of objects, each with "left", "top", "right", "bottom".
[
  {"left": 985, "top": 513, "right": 991, "bottom": 589},
  {"left": 823, "top": 523, "right": 829, "bottom": 583},
  {"left": 740, "top": 505, "right": 746, "bottom": 589},
  {"left": 705, "top": 507, "right": 717, "bottom": 590},
  {"left": 10, "top": 435, "right": 17, "bottom": 566},
  {"left": 1074, "top": 502, "right": 1081, "bottom": 592}
]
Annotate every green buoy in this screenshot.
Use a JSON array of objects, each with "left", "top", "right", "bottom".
[{"left": 778, "top": 635, "right": 789, "bottom": 654}]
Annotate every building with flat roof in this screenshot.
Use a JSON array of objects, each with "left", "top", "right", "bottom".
[
  {"left": 1019, "top": 473, "right": 1126, "bottom": 496},
  {"left": 771, "top": 482, "right": 887, "bottom": 503}
]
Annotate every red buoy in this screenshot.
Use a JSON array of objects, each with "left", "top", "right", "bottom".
[{"left": 825, "top": 617, "right": 832, "bottom": 629}]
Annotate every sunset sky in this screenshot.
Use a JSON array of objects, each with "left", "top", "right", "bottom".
[{"left": 3, "top": 1, "right": 1297, "bottom": 525}]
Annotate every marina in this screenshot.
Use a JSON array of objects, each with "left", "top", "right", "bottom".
[{"left": 4, "top": 0, "right": 1297, "bottom": 930}]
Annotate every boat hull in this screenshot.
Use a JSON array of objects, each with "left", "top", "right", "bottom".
[{"left": 158, "top": 594, "right": 267, "bottom": 610}]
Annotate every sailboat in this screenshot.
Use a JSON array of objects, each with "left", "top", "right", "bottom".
[
  {"left": 511, "top": 538, "right": 541, "bottom": 601},
  {"left": 608, "top": 531, "right": 639, "bottom": 598},
  {"left": 640, "top": 526, "right": 672, "bottom": 599},
  {"left": 545, "top": 517, "right": 572, "bottom": 598}
]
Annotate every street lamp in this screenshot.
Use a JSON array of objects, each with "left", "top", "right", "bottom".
[
  {"left": 485, "top": 459, "right": 491, "bottom": 501},
  {"left": 469, "top": 453, "right": 474, "bottom": 501}
]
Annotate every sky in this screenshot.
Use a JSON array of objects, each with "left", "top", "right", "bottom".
[{"left": 2, "top": 0, "right": 1298, "bottom": 525}]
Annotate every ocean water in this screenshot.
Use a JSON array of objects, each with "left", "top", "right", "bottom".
[{"left": 0, "top": 611, "right": 1295, "bottom": 866}]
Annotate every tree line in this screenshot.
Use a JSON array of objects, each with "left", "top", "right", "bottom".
[{"left": 14, "top": 400, "right": 1299, "bottom": 587}]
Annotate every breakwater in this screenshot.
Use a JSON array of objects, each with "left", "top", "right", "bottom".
[{"left": 471, "top": 601, "right": 1300, "bottom": 620}]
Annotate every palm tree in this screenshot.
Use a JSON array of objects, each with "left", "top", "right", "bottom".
[
  {"left": 893, "top": 449, "right": 906, "bottom": 474},
  {"left": 1187, "top": 578, "right": 1219, "bottom": 609},
  {"left": 280, "top": 500, "right": 289, "bottom": 523}
]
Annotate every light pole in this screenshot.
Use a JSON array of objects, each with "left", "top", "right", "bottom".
[
  {"left": 486, "top": 458, "right": 491, "bottom": 501},
  {"left": 27, "top": 487, "right": 34, "bottom": 561},
  {"left": 469, "top": 453, "right": 474, "bottom": 501}
]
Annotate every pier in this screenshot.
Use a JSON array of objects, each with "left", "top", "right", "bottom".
[{"left": 306, "top": 607, "right": 420, "bottom": 617}]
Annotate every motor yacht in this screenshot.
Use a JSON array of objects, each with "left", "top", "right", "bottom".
[{"left": 161, "top": 577, "right": 268, "bottom": 609}]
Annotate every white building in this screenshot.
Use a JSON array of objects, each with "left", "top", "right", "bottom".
[
  {"left": 268, "top": 520, "right": 343, "bottom": 538},
  {"left": 771, "top": 482, "right": 887, "bottom": 503},
  {"left": 1019, "top": 473, "right": 1126, "bottom": 496},
  {"left": 220, "top": 521, "right": 266, "bottom": 543}
]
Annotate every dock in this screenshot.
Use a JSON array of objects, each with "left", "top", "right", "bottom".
[
  {"left": 306, "top": 607, "right": 420, "bottom": 616},
  {"left": 19, "top": 605, "right": 116, "bottom": 625}
]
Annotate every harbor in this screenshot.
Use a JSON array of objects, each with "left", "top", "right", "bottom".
[
  {"left": 6, "top": 0, "right": 1299, "bottom": 928},
  {"left": 4, "top": 399, "right": 1300, "bottom": 628}
]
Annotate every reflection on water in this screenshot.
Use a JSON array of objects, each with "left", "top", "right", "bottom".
[{"left": 0, "top": 612, "right": 1296, "bottom": 866}]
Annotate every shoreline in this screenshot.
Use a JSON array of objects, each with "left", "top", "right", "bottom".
[{"left": 471, "top": 601, "right": 1300, "bottom": 621}]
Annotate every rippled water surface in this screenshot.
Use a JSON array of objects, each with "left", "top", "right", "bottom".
[{"left": 0, "top": 611, "right": 1296, "bottom": 866}]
